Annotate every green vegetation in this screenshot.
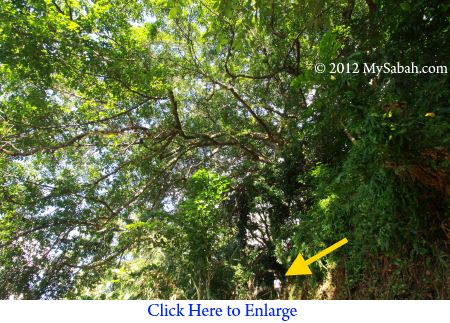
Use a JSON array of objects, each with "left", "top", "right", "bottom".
[{"left": 0, "top": 0, "right": 448, "bottom": 299}]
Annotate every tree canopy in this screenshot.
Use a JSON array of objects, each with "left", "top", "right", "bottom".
[{"left": 0, "top": 0, "right": 449, "bottom": 299}]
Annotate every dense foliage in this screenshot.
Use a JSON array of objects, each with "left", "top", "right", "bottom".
[{"left": 0, "top": 0, "right": 448, "bottom": 299}]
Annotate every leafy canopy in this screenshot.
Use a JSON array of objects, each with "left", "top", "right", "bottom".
[{"left": 0, "top": 0, "right": 448, "bottom": 299}]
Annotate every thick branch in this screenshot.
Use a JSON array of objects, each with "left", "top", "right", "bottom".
[
  {"left": 340, "top": 120, "right": 357, "bottom": 144},
  {"left": 211, "top": 81, "right": 276, "bottom": 143},
  {"left": 168, "top": 89, "right": 195, "bottom": 139},
  {"left": 2, "top": 127, "right": 150, "bottom": 157},
  {"left": 365, "top": 0, "right": 377, "bottom": 13}
]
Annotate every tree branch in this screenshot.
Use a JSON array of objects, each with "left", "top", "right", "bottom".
[{"left": 168, "top": 89, "right": 195, "bottom": 139}]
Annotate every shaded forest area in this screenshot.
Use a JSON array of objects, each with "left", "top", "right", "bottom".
[{"left": 0, "top": 0, "right": 449, "bottom": 299}]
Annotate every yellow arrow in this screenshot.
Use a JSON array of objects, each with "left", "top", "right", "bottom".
[{"left": 286, "top": 238, "right": 348, "bottom": 276}]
